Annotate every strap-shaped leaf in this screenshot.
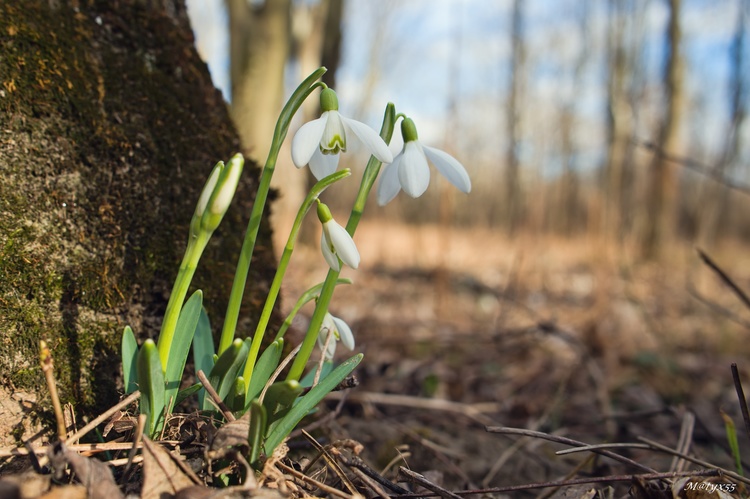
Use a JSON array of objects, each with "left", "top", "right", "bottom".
[
  {"left": 262, "top": 380, "right": 303, "bottom": 426},
  {"left": 263, "top": 354, "right": 362, "bottom": 455},
  {"left": 225, "top": 376, "right": 246, "bottom": 414},
  {"left": 205, "top": 338, "right": 248, "bottom": 411},
  {"left": 299, "top": 360, "right": 334, "bottom": 388},
  {"left": 137, "top": 339, "right": 165, "bottom": 437},
  {"left": 165, "top": 290, "right": 203, "bottom": 413},
  {"left": 192, "top": 307, "right": 215, "bottom": 408},
  {"left": 246, "top": 339, "right": 283, "bottom": 403},
  {"left": 121, "top": 326, "right": 138, "bottom": 394},
  {"left": 248, "top": 400, "right": 267, "bottom": 466},
  {"left": 174, "top": 383, "right": 202, "bottom": 408}
]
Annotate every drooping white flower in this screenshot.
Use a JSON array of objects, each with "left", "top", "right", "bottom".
[
  {"left": 377, "top": 118, "right": 471, "bottom": 206},
  {"left": 292, "top": 88, "right": 393, "bottom": 179},
  {"left": 317, "top": 313, "right": 355, "bottom": 360},
  {"left": 318, "top": 201, "right": 360, "bottom": 271}
]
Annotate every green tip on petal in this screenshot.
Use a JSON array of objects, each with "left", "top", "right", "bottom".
[
  {"left": 317, "top": 201, "right": 333, "bottom": 223},
  {"left": 320, "top": 88, "right": 339, "bottom": 112},
  {"left": 401, "top": 117, "right": 419, "bottom": 143}
]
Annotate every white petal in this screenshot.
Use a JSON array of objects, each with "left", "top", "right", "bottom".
[
  {"left": 342, "top": 116, "right": 393, "bottom": 163},
  {"left": 376, "top": 154, "right": 403, "bottom": 206},
  {"left": 398, "top": 141, "right": 430, "bottom": 198},
  {"left": 317, "top": 316, "right": 337, "bottom": 359},
  {"left": 326, "top": 221, "right": 360, "bottom": 269},
  {"left": 291, "top": 114, "right": 328, "bottom": 168},
  {"left": 321, "top": 111, "right": 347, "bottom": 153},
  {"left": 321, "top": 231, "right": 342, "bottom": 271},
  {"left": 309, "top": 148, "right": 340, "bottom": 180},
  {"left": 332, "top": 316, "right": 355, "bottom": 350},
  {"left": 423, "top": 145, "right": 471, "bottom": 193}
]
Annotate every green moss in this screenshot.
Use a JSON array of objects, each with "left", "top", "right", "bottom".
[{"left": 0, "top": 1, "right": 279, "bottom": 419}]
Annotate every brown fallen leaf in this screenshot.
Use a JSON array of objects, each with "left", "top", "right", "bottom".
[
  {"left": 49, "top": 443, "right": 123, "bottom": 499},
  {"left": 208, "top": 412, "right": 250, "bottom": 460},
  {"left": 141, "top": 436, "right": 196, "bottom": 499}
]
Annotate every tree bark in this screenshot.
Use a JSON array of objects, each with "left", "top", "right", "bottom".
[
  {"left": 0, "top": 0, "right": 278, "bottom": 443},
  {"left": 641, "top": 0, "right": 684, "bottom": 258}
]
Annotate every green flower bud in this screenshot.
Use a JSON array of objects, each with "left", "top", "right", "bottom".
[
  {"left": 401, "top": 117, "right": 419, "bottom": 143},
  {"left": 320, "top": 87, "right": 339, "bottom": 112}
]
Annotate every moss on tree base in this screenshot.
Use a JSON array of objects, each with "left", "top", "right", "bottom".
[{"left": 0, "top": 0, "right": 279, "bottom": 439}]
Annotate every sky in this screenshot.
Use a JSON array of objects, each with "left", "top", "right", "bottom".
[{"left": 185, "top": 0, "right": 747, "bottom": 179}]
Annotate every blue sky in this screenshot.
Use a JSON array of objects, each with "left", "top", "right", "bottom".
[{"left": 186, "top": 0, "right": 747, "bottom": 179}]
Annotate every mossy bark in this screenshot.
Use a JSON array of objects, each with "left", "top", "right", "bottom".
[{"left": 0, "top": 0, "right": 279, "bottom": 434}]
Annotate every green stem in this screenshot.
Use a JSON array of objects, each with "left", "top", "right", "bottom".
[
  {"left": 157, "top": 230, "right": 211, "bottom": 371},
  {"left": 286, "top": 103, "right": 397, "bottom": 381},
  {"left": 218, "top": 67, "right": 328, "bottom": 355},
  {"left": 242, "top": 169, "right": 351, "bottom": 390}
]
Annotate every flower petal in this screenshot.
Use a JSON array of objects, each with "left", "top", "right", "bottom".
[
  {"left": 321, "top": 231, "right": 341, "bottom": 272},
  {"left": 398, "top": 141, "right": 430, "bottom": 198},
  {"left": 376, "top": 154, "right": 403, "bottom": 206},
  {"left": 291, "top": 114, "right": 328, "bottom": 168},
  {"left": 423, "top": 145, "right": 471, "bottom": 193},
  {"left": 326, "top": 221, "right": 360, "bottom": 269},
  {"left": 342, "top": 116, "right": 393, "bottom": 164},
  {"left": 309, "top": 148, "right": 340, "bottom": 180},
  {"left": 332, "top": 316, "right": 355, "bottom": 350},
  {"left": 321, "top": 111, "right": 346, "bottom": 153},
  {"left": 317, "top": 315, "right": 338, "bottom": 359}
]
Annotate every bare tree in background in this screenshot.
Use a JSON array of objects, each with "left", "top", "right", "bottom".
[
  {"left": 697, "top": 0, "right": 748, "bottom": 246},
  {"left": 227, "top": 0, "right": 292, "bottom": 163},
  {"left": 641, "top": 0, "right": 685, "bottom": 258},
  {"left": 505, "top": 0, "right": 525, "bottom": 235}
]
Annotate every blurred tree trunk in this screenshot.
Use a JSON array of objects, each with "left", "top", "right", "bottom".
[
  {"left": 604, "top": 0, "right": 638, "bottom": 242},
  {"left": 227, "top": 0, "right": 292, "bottom": 164},
  {"left": 641, "top": 0, "right": 685, "bottom": 258},
  {"left": 505, "top": 0, "right": 525, "bottom": 235},
  {"left": 697, "top": 0, "right": 747, "bottom": 246},
  {"left": 0, "top": 0, "right": 278, "bottom": 443},
  {"left": 289, "top": 0, "right": 344, "bottom": 245}
]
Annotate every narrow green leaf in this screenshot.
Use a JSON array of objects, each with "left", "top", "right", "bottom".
[
  {"left": 246, "top": 339, "right": 284, "bottom": 403},
  {"left": 722, "top": 410, "right": 743, "bottom": 475},
  {"left": 205, "top": 338, "right": 248, "bottom": 411},
  {"left": 121, "top": 326, "right": 138, "bottom": 394},
  {"left": 264, "top": 354, "right": 362, "bottom": 455},
  {"left": 174, "top": 383, "right": 203, "bottom": 408},
  {"left": 248, "top": 400, "right": 267, "bottom": 465},
  {"left": 299, "top": 361, "right": 334, "bottom": 389},
  {"left": 192, "top": 307, "right": 215, "bottom": 408},
  {"left": 262, "top": 380, "right": 303, "bottom": 426},
  {"left": 225, "top": 376, "right": 246, "bottom": 414},
  {"left": 137, "top": 339, "right": 165, "bottom": 437},
  {"left": 165, "top": 290, "right": 203, "bottom": 413}
]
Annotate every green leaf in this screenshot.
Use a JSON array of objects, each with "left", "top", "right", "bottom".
[
  {"left": 205, "top": 338, "right": 248, "bottom": 411},
  {"left": 165, "top": 290, "right": 203, "bottom": 413},
  {"left": 262, "top": 380, "right": 303, "bottom": 427},
  {"left": 300, "top": 361, "right": 334, "bottom": 389},
  {"left": 174, "top": 383, "right": 203, "bottom": 408},
  {"left": 121, "top": 326, "right": 138, "bottom": 394},
  {"left": 137, "top": 339, "right": 165, "bottom": 437},
  {"left": 192, "top": 307, "right": 215, "bottom": 408},
  {"left": 264, "top": 354, "right": 362, "bottom": 455},
  {"left": 246, "top": 339, "right": 283, "bottom": 403},
  {"left": 225, "top": 376, "right": 246, "bottom": 414},
  {"left": 248, "top": 400, "right": 267, "bottom": 465}
]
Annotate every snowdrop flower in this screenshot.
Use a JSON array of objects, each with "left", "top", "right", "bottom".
[
  {"left": 317, "top": 201, "right": 360, "bottom": 271},
  {"left": 292, "top": 88, "right": 393, "bottom": 179},
  {"left": 377, "top": 117, "right": 471, "bottom": 205},
  {"left": 317, "top": 313, "right": 355, "bottom": 360}
]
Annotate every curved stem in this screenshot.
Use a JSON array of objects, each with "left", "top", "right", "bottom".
[
  {"left": 218, "top": 67, "right": 328, "bottom": 355},
  {"left": 286, "top": 103, "right": 397, "bottom": 381},
  {"left": 242, "top": 169, "right": 351, "bottom": 389},
  {"left": 157, "top": 230, "right": 211, "bottom": 371}
]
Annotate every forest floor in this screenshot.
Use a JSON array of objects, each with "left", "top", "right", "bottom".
[
  {"left": 277, "top": 220, "right": 750, "bottom": 497},
  {"left": 3, "top": 221, "right": 750, "bottom": 498}
]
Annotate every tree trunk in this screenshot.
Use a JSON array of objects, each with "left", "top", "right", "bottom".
[
  {"left": 0, "top": 0, "right": 278, "bottom": 444},
  {"left": 641, "top": 0, "right": 684, "bottom": 258},
  {"left": 505, "top": 0, "right": 525, "bottom": 235},
  {"left": 227, "top": 0, "right": 291, "bottom": 164}
]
